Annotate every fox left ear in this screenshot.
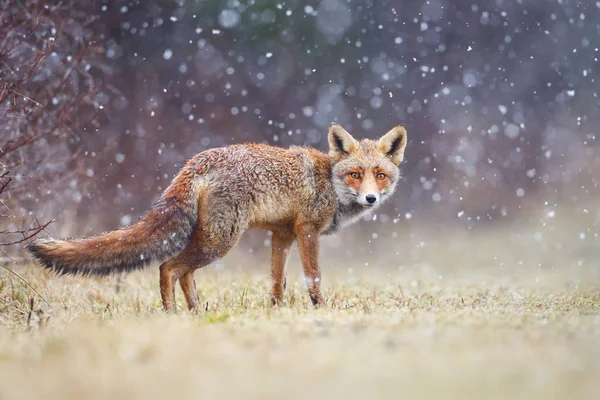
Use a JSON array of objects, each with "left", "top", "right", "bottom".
[{"left": 377, "top": 125, "right": 408, "bottom": 165}]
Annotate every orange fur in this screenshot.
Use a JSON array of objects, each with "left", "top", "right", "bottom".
[{"left": 27, "top": 124, "right": 408, "bottom": 311}]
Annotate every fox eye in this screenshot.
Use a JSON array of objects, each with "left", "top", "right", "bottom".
[
  {"left": 376, "top": 173, "right": 387, "bottom": 180},
  {"left": 349, "top": 172, "right": 361, "bottom": 179}
]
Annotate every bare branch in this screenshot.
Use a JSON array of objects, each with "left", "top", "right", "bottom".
[
  {"left": 9, "top": 90, "right": 42, "bottom": 107},
  {"left": 0, "top": 172, "right": 11, "bottom": 196},
  {"left": 0, "top": 219, "right": 54, "bottom": 247}
]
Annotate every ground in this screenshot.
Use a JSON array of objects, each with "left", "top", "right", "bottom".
[{"left": 1, "top": 246, "right": 599, "bottom": 400}]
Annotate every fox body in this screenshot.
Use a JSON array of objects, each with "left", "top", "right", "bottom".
[{"left": 27, "top": 124, "right": 407, "bottom": 310}]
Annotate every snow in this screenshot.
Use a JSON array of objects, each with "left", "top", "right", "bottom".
[
  {"left": 5, "top": 0, "right": 598, "bottom": 267},
  {"left": 218, "top": 9, "right": 241, "bottom": 29}
]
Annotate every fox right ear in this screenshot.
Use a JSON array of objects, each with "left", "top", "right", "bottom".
[{"left": 328, "top": 124, "right": 360, "bottom": 162}]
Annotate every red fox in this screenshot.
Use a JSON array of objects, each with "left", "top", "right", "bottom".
[{"left": 26, "top": 124, "right": 407, "bottom": 311}]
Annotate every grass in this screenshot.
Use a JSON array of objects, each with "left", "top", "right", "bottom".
[{"left": 1, "top": 255, "right": 599, "bottom": 400}]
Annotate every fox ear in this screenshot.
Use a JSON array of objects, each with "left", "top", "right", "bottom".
[
  {"left": 328, "top": 124, "right": 360, "bottom": 162},
  {"left": 377, "top": 125, "right": 407, "bottom": 165}
]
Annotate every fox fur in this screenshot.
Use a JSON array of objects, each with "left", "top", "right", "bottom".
[{"left": 27, "top": 124, "right": 408, "bottom": 311}]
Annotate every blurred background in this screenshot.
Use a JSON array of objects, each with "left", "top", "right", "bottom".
[{"left": 1, "top": 0, "right": 599, "bottom": 271}]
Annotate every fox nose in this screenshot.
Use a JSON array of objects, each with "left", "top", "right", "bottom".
[{"left": 366, "top": 194, "right": 377, "bottom": 204}]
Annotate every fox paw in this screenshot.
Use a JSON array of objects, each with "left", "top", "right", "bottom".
[
  {"left": 270, "top": 294, "right": 284, "bottom": 307},
  {"left": 310, "top": 293, "right": 326, "bottom": 307}
]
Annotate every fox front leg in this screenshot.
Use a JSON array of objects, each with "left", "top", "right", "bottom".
[
  {"left": 270, "top": 230, "right": 295, "bottom": 306},
  {"left": 295, "top": 223, "right": 325, "bottom": 306}
]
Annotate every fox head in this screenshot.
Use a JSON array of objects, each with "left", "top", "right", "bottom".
[{"left": 328, "top": 123, "right": 407, "bottom": 209}]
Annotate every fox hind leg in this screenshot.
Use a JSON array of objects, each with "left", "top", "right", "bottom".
[
  {"left": 158, "top": 197, "right": 247, "bottom": 312},
  {"left": 159, "top": 251, "right": 231, "bottom": 312},
  {"left": 180, "top": 270, "right": 200, "bottom": 310},
  {"left": 159, "top": 259, "right": 180, "bottom": 312},
  {"left": 159, "top": 257, "right": 202, "bottom": 312}
]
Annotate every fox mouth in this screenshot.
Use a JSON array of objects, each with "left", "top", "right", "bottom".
[{"left": 358, "top": 202, "right": 376, "bottom": 208}]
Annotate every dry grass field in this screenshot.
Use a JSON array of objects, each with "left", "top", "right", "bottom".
[{"left": 1, "top": 223, "right": 599, "bottom": 400}]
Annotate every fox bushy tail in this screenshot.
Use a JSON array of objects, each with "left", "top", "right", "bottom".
[{"left": 26, "top": 164, "right": 200, "bottom": 276}]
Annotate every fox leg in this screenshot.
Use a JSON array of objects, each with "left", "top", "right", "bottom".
[
  {"left": 179, "top": 270, "right": 200, "bottom": 310},
  {"left": 159, "top": 259, "right": 179, "bottom": 312},
  {"left": 160, "top": 195, "right": 246, "bottom": 312},
  {"left": 295, "top": 223, "right": 325, "bottom": 306},
  {"left": 159, "top": 253, "right": 202, "bottom": 312},
  {"left": 159, "top": 254, "right": 218, "bottom": 312},
  {"left": 270, "top": 230, "right": 295, "bottom": 306}
]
